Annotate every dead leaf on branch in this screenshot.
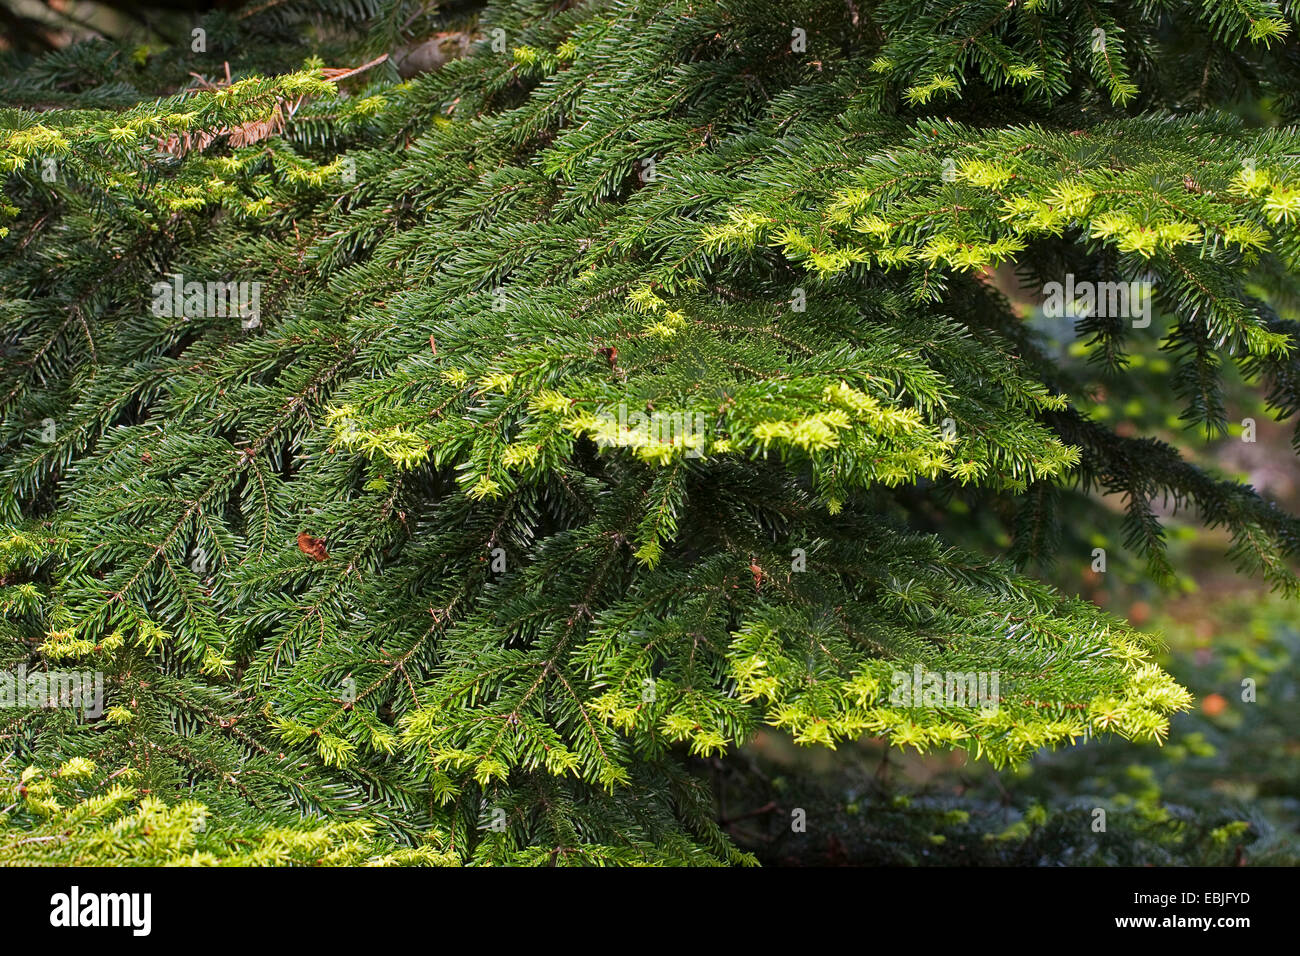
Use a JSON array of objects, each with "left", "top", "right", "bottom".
[
  {"left": 157, "top": 55, "right": 389, "bottom": 158},
  {"left": 297, "top": 531, "right": 329, "bottom": 562}
]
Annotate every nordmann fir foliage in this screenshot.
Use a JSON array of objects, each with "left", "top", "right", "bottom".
[{"left": 2, "top": 0, "right": 1299, "bottom": 865}]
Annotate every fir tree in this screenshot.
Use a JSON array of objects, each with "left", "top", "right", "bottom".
[{"left": 1, "top": 0, "right": 1298, "bottom": 865}]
